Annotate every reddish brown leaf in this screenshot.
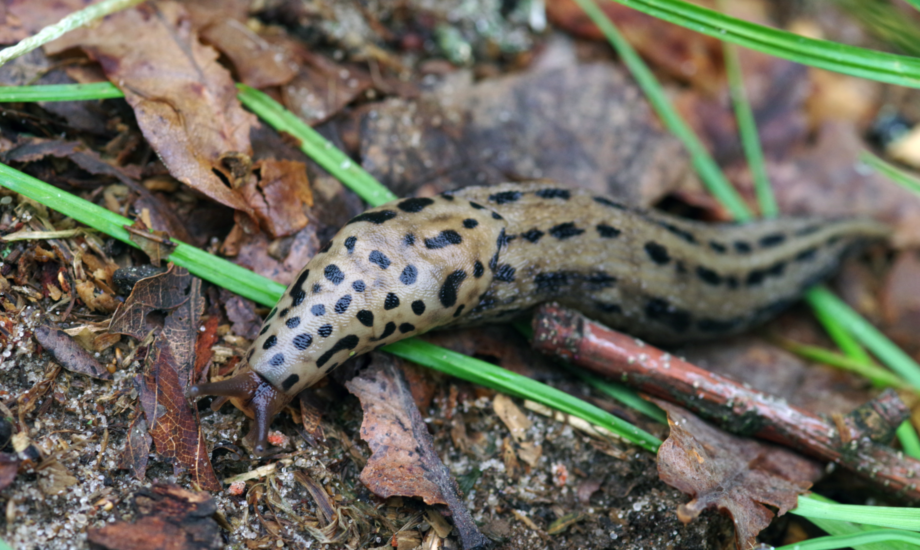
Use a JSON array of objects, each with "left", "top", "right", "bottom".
[
  {"left": 0, "top": 0, "right": 98, "bottom": 43},
  {"left": 137, "top": 339, "right": 220, "bottom": 492},
  {"left": 199, "top": 20, "right": 298, "bottom": 89},
  {"left": 655, "top": 400, "right": 822, "bottom": 549},
  {"left": 0, "top": 452, "right": 19, "bottom": 492},
  {"left": 110, "top": 264, "right": 195, "bottom": 341},
  {"left": 280, "top": 50, "right": 374, "bottom": 126},
  {"left": 87, "top": 483, "right": 222, "bottom": 550},
  {"left": 33, "top": 325, "right": 111, "bottom": 381},
  {"left": 220, "top": 290, "right": 262, "bottom": 341},
  {"left": 193, "top": 305, "right": 221, "bottom": 384},
  {"left": 240, "top": 159, "right": 313, "bottom": 238},
  {"left": 345, "top": 353, "right": 489, "bottom": 550},
  {"left": 881, "top": 251, "right": 920, "bottom": 350},
  {"left": 48, "top": 2, "right": 258, "bottom": 219},
  {"left": 119, "top": 411, "right": 152, "bottom": 482}
]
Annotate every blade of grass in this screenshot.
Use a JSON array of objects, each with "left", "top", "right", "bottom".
[
  {"left": 793, "top": 496, "right": 920, "bottom": 531},
  {"left": 604, "top": 0, "right": 920, "bottom": 88},
  {"left": 897, "top": 421, "right": 920, "bottom": 459},
  {"left": 0, "top": 162, "right": 285, "bottom": 307},
  {"left": 798, "top": 495, "right": 920, "bottom": 550},
  {"left": 806, "top": 286, "right": 920, "bottom": 390},
  {"left": 775, "top": 530, "right": 920, "bottom": 550},
  {"left": 0, "top": 83, "right": 126, "bottom": 102},
  {"left": 719, "top": 6, "right": 777, "bottom": 218},
  {"left": 860, "top": 149, "right": 920, "bottom": 197},
  {"left": 0, "top": 0, "right": 146, "bottom": 68},
  {"left": 572, "top": 0, "right": 753, "bottom": 220},
  {"left": 772, "top": 338, "right": 906, "bottom": 389},
  {"left": 235, "top": 84, "right": 397, "bottom": 207},
  {"left": 383, "top": 339, "right": 663, "bottom": 453},
  {"left": 572, "top": 370, "right": 668, "bottom": 424}
]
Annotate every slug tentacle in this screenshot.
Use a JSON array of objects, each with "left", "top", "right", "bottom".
[{"left": 189, "top": 181, "right": 890, "bottom": 454}]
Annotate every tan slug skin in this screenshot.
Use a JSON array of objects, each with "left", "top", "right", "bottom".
[{"left": 189, "top": 182, "right": 890, "bottom": 453}]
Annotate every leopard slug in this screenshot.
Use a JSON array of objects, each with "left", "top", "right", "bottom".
[{"left": 188, "top": 182, "right": 889, "bottom": 453}]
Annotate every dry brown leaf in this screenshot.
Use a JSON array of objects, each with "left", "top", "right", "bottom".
[
  {"left": 48, "top": 2, "right": 258, "bottom": 220},
  {"left": 0, "top": 453, "right": 20, "bottom": 492},
  {"left": 34, "top": 325, "right": 112, "bottom": 381},
  {"left": 280, "top": 50, "right": 374, "bottom": 126},
  {"left": 199, "top": 20, "right": 298, "bottom": 89},
  {"left": 136, "top": 339, "right": 220, "bottom": 492},
  {"left": 87, "top": 483, "right": 222, "bottom": 550},
  {"left": 345, "top": 353, "right": 490, "bottom": 550},
  {"left": 110, "top": 264, "right": 195, "bottom": 341},
  {"left": 240, "top": 159, "right": 313, "bottom": 238},
  {"left": 655, "top": 399, "right": 822, "bottom": 549},
  {"left": 36, "top": 457, "right": 78, "bottom": 495},
  {"left": 0, "top": 0, "right": 97, "bottom": 43},
  {"left": 119, "top": 411, "right": 152, "bottom": 482},
  {"left": 881, "top": 251, "right": 920, "bottom": 350},
  {"left": 75, "top": 280, "right": 118, "bottom": 313}
]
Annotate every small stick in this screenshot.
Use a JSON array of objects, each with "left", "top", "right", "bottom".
[{"left": 531, "top": 302, "right": 920, "bottom": 501}]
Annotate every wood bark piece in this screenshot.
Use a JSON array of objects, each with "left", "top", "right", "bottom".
[{"left": 531, "top": 302, "right": 920, "bottom": 501}]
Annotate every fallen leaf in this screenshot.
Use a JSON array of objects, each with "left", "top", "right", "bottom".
[
  {"left": 36, "top": 457, "right": 78, "bottom": 495},
  {"left": 86, "top": 483, "right": 222, "bottom": 550},
  {"left": 360, "top": 63, "right": 693, "bottom": 206},
  {"left": 199, "top": 19, "right": 298, "bottom": 89},
  {"left": 33, "top": 325, "right": 111, "bottom": 381},
  {"left": 109, "top": 264, "right": 195, "bottom": 341},
  {"left": 240, "top": 159, "right": 313, "bottom": 238},
  {"left": 136, "top": 339, "right": 220, "bottom": 491},
  {"left": 345, "top": 353, "right": 490, "bottom": 550},
  {"left": 881, "top": 251, "right": 920, "bottom": 351},
  {"left": 220, "top": 290, "right": 262, "bottom": 341},
  {"left": 655, "top": 399, "right": 822, "bottom": 549},
  {"left": 280, "top": 50, "right": 374, "bottom": 126},
  {"left": 0, "top": 452, "right": 19, "bottom": 491},
  {"left": 48, "top": 2, "right": 258, "bottom": 220},
  {"left": 119, "top": 411, "right": 152, "bottom": 481},
  {"left": 0, "top": 0, "right": 97, "bottom": 43}
]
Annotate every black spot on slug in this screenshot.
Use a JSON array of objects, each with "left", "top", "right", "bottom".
[
  {"left": 536, "top": 188, "right": 571, "bottom": 200},
  {"left": 353, "top": 280, "right": 365, "bottom": 292},
  {"left": 263, "top": 335, "right": 277, "bottom": 350},
  {"left": 470, "top": 201, "right": 484, "bottom": 209},
  {"left": 441, "top": 193, "right": 455, "bottom": 201},
  {"left": 311, "top": 304, "right": 325, "bottom": 316},
  {"left": 709, "top": 241, "right": 727, "bottom": 253},
  {"left": 384, "top": 293, "right": 400, "bottom": 310},
  {"left": 280, "top": 308, "right": 289, "bottom": 318},
  {"left": 399, "top": 323, "right": 415, "bottom": 334},
  {"left": 398, "top": 197, "right": 435, "bottom": 213},
  {"left": 375, "top": 322, "right": 396, "bottom": 341},
  {"left": 696, "top": 266, "right": 722, "bottom": 286},
  {"left": 645, "top": 298, "right": 692, "bottom": 333},
  {"left": 496, "top": 228, "right": 511, "bottom": 249},
  {"left": 347, "top": 210, "right": 397, "bottom": 225},
  {"left": 411, "top": 300, "right": 426, "bottom": 315},
  {"left": 522, "top": 229, "right": 544, "bottom": 243},
  {"left": 259, "top": 324, "right": 270, "bottom": 336},
  {"left": 269, "top": 353, "right": 285, "bottom": 367},
  {"left": 595, "top": 302, "right": 623, "bottom": 314},
  {"left": 325, "top": 264, "right": 345, "bottom": 285},
  {"left": 453, "top": 305, "right": 465, "bottom": 317},
  {"left": 675, "top": 261, "right": 688, "bottom": 275},
  {"left": 281, "top": 374, "right": 300, "bottom": 391},
  {"left": 534, "top": 271, "right": 570, "bottom": 293},
  {"left": 726, "top": 276, "right": 739, "bottom": 289},
  {"left": 644, "top": 241, "right": 670, "bottom": 265},
  {"left": 439, "top": 270, "right": 467, "bottom": 308},
  {"left": 316, "top": 335, "right": 360, "bottom": 368},
  {"left": 425, "top": 230, "right": 463, "bottom": 249},
  {"left": 656, "top": 221, "right": 697, "bottom": 244},
  {"left": 495, "top": 264, "right": 516, "bottom": 282},
  {"left": 312, "top": 283, "right": 322, "bottom": 294},
  {"left": 734, "top": 241, "right": 752, "bottom": 253},
  {"left": 344, "top": 236, "right": 357, "bottom": 252},
  {"left": 318, "top": 324, "right": 333, "bottom": 337},
  {"left": 697, "top": 317, "right": 744, "bottom": 333},
  {"left": 795, "top": 247, "right": 818, "bottom": 262},
  {"left": 293, "top": 333, "right": 313, "bottom": 350},
  {"left": 593, "top": 196, "right": 627, "bottom": 210},
  {"left": 286, "top": 316, "right": 301, "bottom": 329},
  {"left": 549, "top": 222, "right": 584, "bottom": 240},
  {"left": 335, "top": 294, "right": 352, "bottom": 314},
  {"left": 463, "top": 218, "right": 479, "bottom": 229},
  {"left": 492, "top": 212, "right": 504, "bottom": 220},
  {"left": 400, "top": 265, "right": 418, "bottom": 285},
  {"left": 489, "top": 191, "right": 522, "bottom": 204},
  {"left": 473, "top": 260, "right": 484, "bottom": 278},
  {"left": 369, "top": 250, "right": 391, "bottom": 269},
  {"left": 597, "top": 224, "right": 621, "bottom": 238},
  {"left": 290, "top": 269, "right": 310, "bottom": 306},
  {"left": 357, "top": 310, "right": 374, "bottom": 327},
  {"left": 746, "top": 269, "right": 766, "bottom": 286},
  {"left": 759, "top": 233, "right": 786, "bottom": 248},
  {"left": 795, "top": 225, "right": 822, "bottom": 237},
  {"left": 586, "top": 272, "right": 617, "bottom": 288},
  {"left": 404, "top": 233, "right": 416, "bottom": 246}
]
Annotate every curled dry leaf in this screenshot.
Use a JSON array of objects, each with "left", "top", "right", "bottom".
[
  {"left": 345, "top": 353, "right": 490, "bottom": 550},
  {"left": 109, "top": 264, "right": 195, "bottom": 342},
  {"left": 119, "top": 411, "right": 152, "bottom": 482},
  {"left": 0, "top": 452, "right": 20, "bottom": 492},
  {"left": 33, "top": 325, "right": 111, "bottom": 381},
  {"left": 240, "top": 159, "right": 313, "bottom": 238},
  {"left": 655, "top": 400, "right": 822, "bottom": 550},
  {"left": 48, "top": 2, "right": 258, "bottom": 220},
  {"left": 36, "top": 457, "right": 78, "bottom": 496},
  {"left": 86, "top": 483, "right": 222, "bottom": 550}
]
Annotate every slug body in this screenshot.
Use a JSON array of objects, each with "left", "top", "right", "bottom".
[{"left": 190, "top": 182, "right": 889, "bottom": 453}]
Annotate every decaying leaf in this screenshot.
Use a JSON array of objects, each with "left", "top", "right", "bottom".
[
  {"left": 36, "top": 457, "right": 78, "bottom": 495},
  {"left": 33, "top": 325, "right": 112, "bottom": 381},
  {"left": 119, "top": 411, "right": 152, "bottom": 482},
  {"left": 136, "top": 339, "right": 220, "bottom": 492},
  {"left": 109, "top": 264, "right": 195, "bottom": 341},
  {"left": 655, "top": 399, "right": 822, "bottom": 549},
  {"left": 0, "top": 453, "right": 20, "bottom": 492},
  {"left": 240, "top": 159, "right": 313, "bottom": 238},
  {"left": 87, "top": 483, "right": 222, "bottom": 550},
  {"left": 345, "top": 353, "right": 490, "bottom": 550}
]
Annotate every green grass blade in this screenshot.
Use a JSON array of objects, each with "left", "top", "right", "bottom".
[
  {"left": 572, "top": 370, "right": 668, "bottom": 424},
  {"left": 721, "top": 26, "right": 777, "bottom": 218},
  {"left": 0, "top": 0, "right": 145, "bottom": 68},
  {"left": 774, "top": 338, "right": 905, "bottom": 389},
  {"left": 897, "top": 421, "right": 920, "bottom": 459},
  {"left": 573, "top": 0, "right": 753, "bottom": 221},
  {"left": 235, "top": 84, "right": 396, "bottom": 207},
  {"left": 860, "top": 150, "right": 920, "bottom": 197},
  {"left": 0, "top": 83, "right": 125, "bottom": 102},
  {"left": 0, "top": 162, "right": 285, "bottom": 306},
  {"left": 806, "top": 286, "right": 920, "bottom": 390},
  {"left": 775, "top": 530, "right": 920, "bottom": 550},
  {"left": 793, "top": 496, "right": 920, "bottom": 531},
  {"left": 605, "top": 0, "right": 920, "bottom": 88},
  {"left": 384, "top": 339, "right": 663, "bottom": 453},
  {"left": 798, "top": 495, "right": 919, "bottom": 550}
]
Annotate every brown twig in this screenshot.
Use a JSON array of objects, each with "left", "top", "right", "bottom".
[{"left": 531, "top": 302, "right": 920, "bottom": 501}]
